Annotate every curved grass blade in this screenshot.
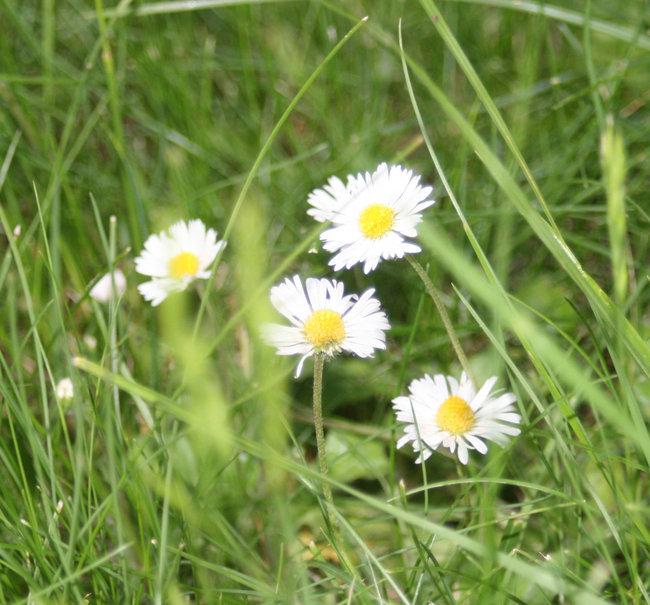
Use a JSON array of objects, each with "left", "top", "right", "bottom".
[{"left": 399, "top": 33, "right": 650, "bottom": 373}]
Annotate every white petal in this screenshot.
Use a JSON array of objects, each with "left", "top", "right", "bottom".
[
  {"left": 465, "top": 434, "right": 488, "bottom": 454},
  {"left": 457, "top": 443, "right": 469, "bottom": 465},
  {"left": 471, "top": 376, "right": 498, "bottom": 410}
]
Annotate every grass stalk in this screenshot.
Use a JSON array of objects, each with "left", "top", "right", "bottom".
[{"left": 406, "top": 255, "right": 476, "bottom": 386}]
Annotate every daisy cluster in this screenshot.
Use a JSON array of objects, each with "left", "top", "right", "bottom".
[
  {"left": 262, "top": 163, "right": 432, "bottom": 380},
  {"left": 262, "top": 162, "right": 521, "bottom": 465},
  {"left": 122, "top": 163, "right": 520, "bottom": 466}
]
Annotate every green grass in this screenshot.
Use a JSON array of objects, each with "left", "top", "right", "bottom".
[{"left": 1, "top": 0, "right": 649, "bottom": 602}]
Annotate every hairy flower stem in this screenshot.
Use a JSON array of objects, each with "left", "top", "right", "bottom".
[
  {"left": 312, "top": 353, "right": 355, "bottom": 572},
  {"left": 407, "top": 256, "right": 476, "bottom": 387},
  {"left": 312, "top": 354, "right": 335, "bottom": 512}
]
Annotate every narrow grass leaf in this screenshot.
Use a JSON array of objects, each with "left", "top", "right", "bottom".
[
  {"left": 451, "top": 0, "right": 650, "bottom": 50},
  {"left": 400, "top": 39, "right": 650, "bottom": 373}
]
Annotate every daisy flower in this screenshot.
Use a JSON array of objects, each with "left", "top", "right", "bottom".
[
  {"left": 134, "top": 219, "right": 225, "bottom": 306},
  {"left": 90, "top": 269, "right": 127, "bottom": 303},
  {"left": 55, "top": 377, "right": 74, "bottom": 402},
  {"left": 262, "top": 275, "right": 390, "bottom": 378},
  {"left": 393, "top": 372, "right": 520, "bottom": 465},
  {"left": 307, "top": 163, "right": 434, "bottom": 274}
]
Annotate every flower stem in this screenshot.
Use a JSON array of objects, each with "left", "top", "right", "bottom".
[
  {"left": 312, "top": 353, "right": 336, "bottom": 523},
  {"left": 312, "top": 353, "right": 357, "bottom": 573},
  {"left": 406, "top": 255, "right": 476, "bottom": 387}
]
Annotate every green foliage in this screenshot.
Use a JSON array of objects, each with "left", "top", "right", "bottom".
[{"left": 0, "top": 0, "right": 648, "bottom": 602}]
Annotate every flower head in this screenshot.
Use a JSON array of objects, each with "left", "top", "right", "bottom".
[
  {"left": 262, "top": 275, "right": 390, "bottom": 378},
  {"left": 56, "top": 378, "right": 74, "bottom": 402},
  {"left": 393, "top": 372, "right": 520, "bottom": 464},
  {"left": 90, "top": 269, "right": 127, "bottom": 303},
  {"left": 135, "top": 219, "right": 225, "bottom": 306},
  {"left": 307, "top": 163, "right": 434, "bottom": 274}
]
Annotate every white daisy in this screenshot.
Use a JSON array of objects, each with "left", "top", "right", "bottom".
[
  {"left": 90, "top": 269, "right": 127, "bottom": 303},
  {"left": 307, "top": 163, "right": 434, "bottom": 274},
  {"left": 262, "top": 275, "right": 390, "bottom": 378},
  {"left": 393, "top": 372, "right": 520, "bottom": 465},
  {"left": 55, "top": 377, "right": 74, "bottom": 402},
  {"left": 134, "top": 219, "right": 225, "bottom": 306}
]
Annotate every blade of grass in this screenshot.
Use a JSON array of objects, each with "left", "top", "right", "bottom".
[
  {"left": 238, "top": 434, "right": 611, "bottom": 605},
  {"left": 191, "top": 15, "right": 369, "bottom": 340},
  {"left": 418, "top": 0, "right": 559, "bottom": 230},
  {"left": 399, "top": 24, "right": 650, "bottom": 373},
  {"left": 96, "top": 0, "right": 298, "bottom": 19},
  {"left": 417, "top": 220, "right": 650, "bottom": 466},
  {"left": 451, "top": 0, "right": 650, "bottom": 51},
  {"left": 583, "top": 0, "right": 605, "bottom": 130}
]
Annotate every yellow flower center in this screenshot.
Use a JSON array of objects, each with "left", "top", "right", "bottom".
[
  {"left": 168, "top": 251, "right": 199, "bottom": 280},
  {"left": 303, "top": 309, "right": 345, "bottom": 349},
  {"left": 436, "top": 395, "right": 475, "bottom": 435},
  {"left": 358, "top": 204, "right": 395, "bottom": 239}
]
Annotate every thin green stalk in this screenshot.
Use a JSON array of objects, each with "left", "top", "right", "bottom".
[
  {"left": 94, "top": 0, "right": 145, "bottom": 249},
  {"left": 155, "top": 458, "right": 174, "bottom": 604},
  {"left": 406, "top": 255, "right": 476, "bottom": 386},
  {"left": 451, "top": 0, "right": 650, "bottom": 50},
  {"left": 398, "top": 23, "right": 650, "bottom": 373},
  {"left": 311, "top": 353, "right": 358, "bottom": 577},
  {"left": 108, "top": 215, "right": 123, "bottom": 439},
  {"left": 583, "top": 0, "right": 605, "bottom": 131},
  {"left": 312, "top": 353, "right": 335, "bottom": 526}
]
